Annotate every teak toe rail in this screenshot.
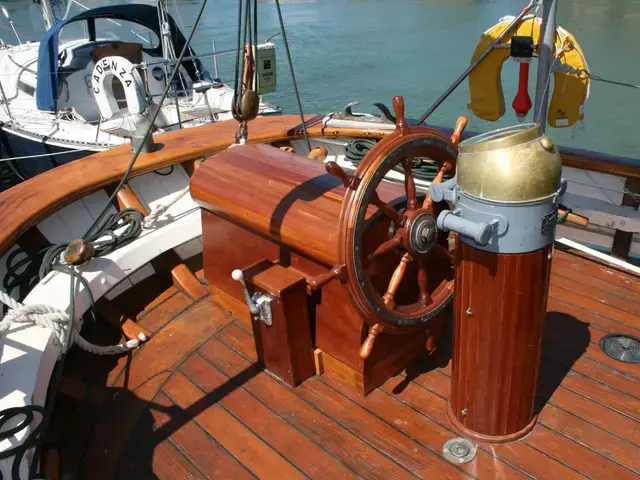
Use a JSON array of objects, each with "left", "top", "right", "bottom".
[{"left": 0, "top": 113, "right": 637, "bottom": 258}]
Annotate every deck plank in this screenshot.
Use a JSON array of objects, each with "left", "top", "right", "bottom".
[
  {"left": 218, "top": 323, "right": 587, "bottom": 479},
  {"left": 432, "top": 362, "right": 640, "bottom": 448},
  {"left": 136, "top": 290, "right": 193, "bottom": 333},
  {"left": 322, "top": 376, "right": 529, "bottom": 479},
  {"left": 542, "top": 345, "right": 640, "bottom": 399},
  {"left": 537, "top": 404, "right": 640, "bottom": 474},
  {"left": 581, "top": 329, "right": 640, "bottom": 380},
  {"left": 296, "top": 377, "right": 470, "bottom": 479},
  {"left": 162, "top": 371, "right": 307, "bottom": 479},
  {"left": 523, "top": 422, "right": 638, "bottom": 480},
  {"left": 142, "top": 392, "right": 256, "bottom": 479},
  {"left": 82, "top": 371, "right": 172, "bottom": 480},
  {"left": 382, "top": 379, "right": 584, "bottom": 480},
  {"left": 180, "top": 353, "right": 360, "bottom": 479},
  {"left": 549, "top": 284, "right": 640, "bottom": 330},
  {"left": 408, "top": 367, "right": 640, "bottom": 478},
  {"left": 148, "top": 439, "right": 207, "bottom": 480},
  {"left": 57, "top": 248, "right": 640, "bottom": 479},
  {"left": 543, "top": 369, "right": 640, "bottom": 420},
  {"left": 547, "top": 297, "right": 640, "bottom": 339},
  {"left": 551, "top": 270, "right": 640, "bottom": 316},
  {"left": 551, "top": 262, "right": 640, "bottom": 304},
  {"left": 544, "top": 387, "right": 640, "bottom": 447},
  {"left": 542, "top": 320, "right": 640, "bottom": 381},
  {"left": 115, "top": 298, "right": 230, "bottom": 392},
  {"left": 553, "top": 250, "right": 640, "bottom": 291},
  {"left": 200, "top": 336, "right": 419, "bottom": 480}
]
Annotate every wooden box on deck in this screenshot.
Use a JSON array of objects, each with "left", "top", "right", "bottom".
[
  {"left": 201, "top": 210, "right": 428, "bottom": 395},
  {"left": 245, "top": 262, "right": 315, "bottom": 387}
]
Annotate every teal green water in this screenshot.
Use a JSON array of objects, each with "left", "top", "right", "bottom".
[{"left": 3, "top": 0, "right": 640, "bottom": 157}]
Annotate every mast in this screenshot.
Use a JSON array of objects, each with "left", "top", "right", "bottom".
[
  {"left": 40, "top": 0, "right": 55, "bottom": 30},
  {"left": 533, "top": 0, "right": 558, "bottom": 132}
]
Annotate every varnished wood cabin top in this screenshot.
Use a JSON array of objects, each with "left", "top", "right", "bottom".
[{"left": 47, "top": 245, "right": 640, "bottom": 480}]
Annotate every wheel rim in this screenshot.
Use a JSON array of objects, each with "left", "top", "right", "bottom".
[{"left": 339, "top": 127, "right": 458, "bottom": 331}]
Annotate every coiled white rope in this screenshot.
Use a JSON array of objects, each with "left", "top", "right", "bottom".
[
  {"left": 142, "top": 185, "right": 191, "bottom": 229},
  {"left": 0, "top": 290, "right": 147, "bottom": 358},
  {"left": 142, "top": 136, "right": 247, "bottom": 230}
]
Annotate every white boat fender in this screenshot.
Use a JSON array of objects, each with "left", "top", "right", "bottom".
[{"left": 91, "top": 55, "right": 146, "bottom": 120}]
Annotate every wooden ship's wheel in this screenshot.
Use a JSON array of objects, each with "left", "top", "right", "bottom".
[
  {"left": 326, "top": 96, "right": 467, "bottom": 357},
  {"left": 191, "top": 95, "right": 467, "bottom": 391}
]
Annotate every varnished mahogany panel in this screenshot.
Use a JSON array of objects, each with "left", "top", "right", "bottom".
[
  {"left": 191, "top": 143, "right": 347, "bottom": 266},
  {"left": 196, "top": 146, "right": 427, "bottom": 394},
  {"left": 247, "top": 263, "right": 315, "bottom": 386},
  {"left": 449, "top": 240, "right": 553, "bottom": 442}
]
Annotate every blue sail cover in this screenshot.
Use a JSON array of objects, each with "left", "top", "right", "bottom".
[{"left": 36, "top": 3, "right": 208, "bottom": 112}]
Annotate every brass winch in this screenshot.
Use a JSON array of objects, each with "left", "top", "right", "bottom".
[{"left": 430, "top": 123, "right": 565, "bottom": 443}]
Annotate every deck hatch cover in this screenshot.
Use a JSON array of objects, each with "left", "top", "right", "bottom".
[{"left": 599, "top": 334, "right": 640, "bottom": 363}]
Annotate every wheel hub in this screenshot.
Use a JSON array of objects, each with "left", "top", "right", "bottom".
[{"left": 407, "top": 211, "right": 438, "bottom": 256}]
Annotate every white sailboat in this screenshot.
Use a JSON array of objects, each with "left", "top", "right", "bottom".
[{"left": 0, "top": 0, "right": 280, "bottom": 186}]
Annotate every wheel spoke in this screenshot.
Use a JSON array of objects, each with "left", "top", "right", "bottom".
[
  {"left": 422, "top": 164, "right": 449, "bottom": 210},
  {"left": 370, "top": 191, "right": 404, "bottom": 225},
  {"left": 433, "top": 244, "right": 454, "bottom": 263},
  {"left": 403, "top": 159, "right": 418, "bottom": 210},
  {"left": 366, "top": 231, "right": 404, "bottom": 262},
  {"left": 417, "top": 261, "right": 431, "bottom": 306},
  {"left": 382, "top": 252, "right": 412, "bottom": 309}
]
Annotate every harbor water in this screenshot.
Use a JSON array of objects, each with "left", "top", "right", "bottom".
[{"left": 2, "top": 0, "right": 639, "bottom": 158}]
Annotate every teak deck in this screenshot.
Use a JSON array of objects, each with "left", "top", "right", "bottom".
[{"left": 50, "top": 247, "right": 640, "bottom": 480}]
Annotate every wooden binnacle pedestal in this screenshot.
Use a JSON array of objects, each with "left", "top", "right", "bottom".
[
  {"left": 433, "top": 123, "right": 564, "bottom": 442},
  {"left": 190, "top": 97, "right": 467, "bottom": 395}
]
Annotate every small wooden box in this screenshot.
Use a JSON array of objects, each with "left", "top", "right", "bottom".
[{"left": 246, "top": 264, "right": 315, "bottom": 387}]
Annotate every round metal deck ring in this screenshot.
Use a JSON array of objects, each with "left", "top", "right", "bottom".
[
  {"left": 599, "top": 334, "right": 640, "bottom": 363},
  {"left": 443, "top": 437, "right": 477, "bottom": 464}
]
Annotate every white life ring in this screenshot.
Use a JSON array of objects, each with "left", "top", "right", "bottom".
[{"left": 91, "top": 56, "right": 146, "bottom": 120}]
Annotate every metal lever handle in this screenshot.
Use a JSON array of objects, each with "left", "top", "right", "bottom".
[
  {"left": 232, "top": 269, "right": 273, "bottom": 325},
  {"left": 232, "top": 269, "right": 259, "bottom": 314},
  {"left": 429, "top": 178, "right": 456, "bottom": 203},
  {"left": 437, "top": 210, "right": 495, "bottom": 246}
]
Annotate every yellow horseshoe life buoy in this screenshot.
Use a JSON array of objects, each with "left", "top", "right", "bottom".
[
  {"left": 91, "top": 56, "right": 146, "bottom": 120},
  {"left": 468, "top": 15, "right": 589, "bottom": 128}
]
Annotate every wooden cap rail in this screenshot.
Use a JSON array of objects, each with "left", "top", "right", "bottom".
[
  {"left": 0, "top": 113, "right": 637, "bottom": 258},
  {"left": 0, "top": 115, "right": 319, "bottom": 257}
]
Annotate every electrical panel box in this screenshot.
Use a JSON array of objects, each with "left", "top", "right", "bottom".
[{"left": 256, "top": 42, "right": 277, "bottom": 95}]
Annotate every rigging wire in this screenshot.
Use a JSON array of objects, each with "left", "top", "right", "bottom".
[
  {"left": 586, "top": 73, "right": 640, "bottom": 90},
  {"left": 566, "top": 178, "right": 640, "bottom": 203},
  {"left": 274, "top": 0, "right": 310, "bottom": 151},
  {"left": 264, "top": 31, "right": 281, "bottom": 43},
  {"left": 83, "top": 0, "right": 210, "bottom": 240}
]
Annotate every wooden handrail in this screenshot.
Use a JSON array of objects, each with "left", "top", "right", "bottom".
[
  {"left": 0, "top": 115, "right": 321, "bottom": 256},
  {"left": 0, "top": 113, "right": 637, "bottom": 258}
]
